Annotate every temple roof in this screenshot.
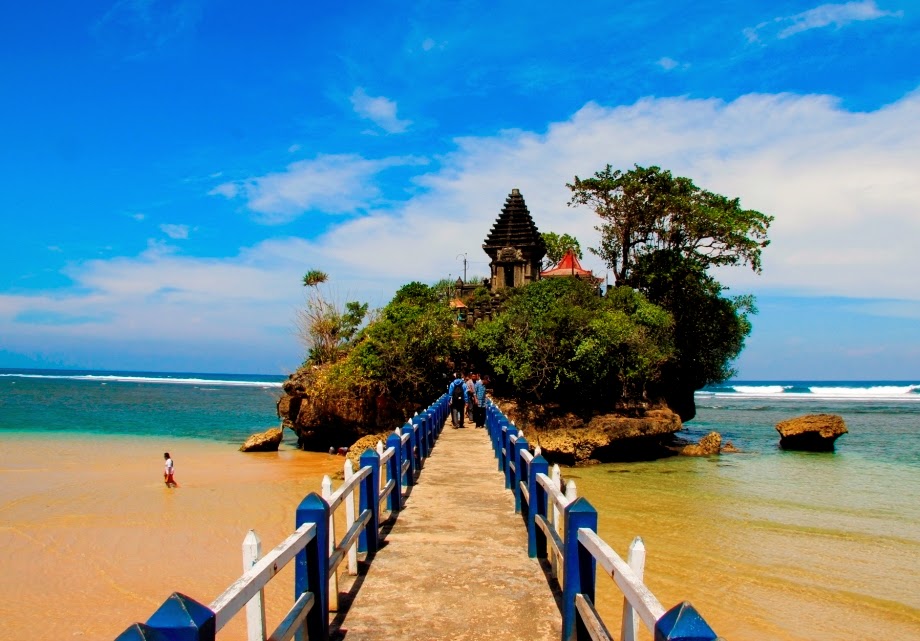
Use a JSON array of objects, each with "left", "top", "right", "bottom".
[
  {"left": 540, "top": 249, "right": 603, "bottom": 283},
  {"left": 482, "top": 188, "right": 546, "bottom": 258}
]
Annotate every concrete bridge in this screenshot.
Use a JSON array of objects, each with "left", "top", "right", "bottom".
[{"left": 115, "top": 396, "right": 722, "bottom": 641}]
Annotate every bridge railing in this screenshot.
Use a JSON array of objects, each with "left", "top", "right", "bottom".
[
  {"left": 485, "top": 401, "right": 724, "bottom": 641},
  {"left": 114, "top": 393, "right": 450, "bottom": 641}
]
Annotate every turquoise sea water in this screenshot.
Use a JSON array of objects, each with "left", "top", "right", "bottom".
[
  {"left": 2, "top": 369, "right": 918, "bottom": 459},
  {"left": 0, "top": 368, "right": 285, "bottom": 444}
]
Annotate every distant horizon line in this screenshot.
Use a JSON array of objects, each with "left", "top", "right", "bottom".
[{"left": 0, "top": 366, "right": 917, "bottom": 384}]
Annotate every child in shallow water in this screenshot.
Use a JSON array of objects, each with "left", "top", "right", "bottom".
[{"left": 163, "top": 452, "right": 177, "bottom": 487}]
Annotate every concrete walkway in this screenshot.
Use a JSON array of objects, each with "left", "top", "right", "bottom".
[{"left": 331, "top": 424, "right": 562, "bottom": 641}]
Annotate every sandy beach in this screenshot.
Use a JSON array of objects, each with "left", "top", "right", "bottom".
[{"left": 0, "top": 434, "right": 342, "bottom": 641}]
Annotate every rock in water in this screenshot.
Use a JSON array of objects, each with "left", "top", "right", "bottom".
[
  {"left": 776, "top": 414, "right": 848, "bottom": 451},
  {"left": 240, "top": 427, "right": 284, "bottom": 452},
  {"left": 681, "top": 431, "right": 722, "bottom": 456},
  {"left": 514, "top": 407, "right": 683, "bottom": 464}
]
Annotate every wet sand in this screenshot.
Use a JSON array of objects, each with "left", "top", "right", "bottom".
[{"left": 0, "top": 433, "right": 342, "bottom": 641}]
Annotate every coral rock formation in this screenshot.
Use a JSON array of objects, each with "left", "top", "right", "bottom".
[
  {"left": 240, "top": 427, "right": 284, "bottom": 452},
  {"left": 776, "top": 414, "right": 848, "bottom": 451}
]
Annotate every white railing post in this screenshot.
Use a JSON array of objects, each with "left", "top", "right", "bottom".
[
  {"left": 621, "top": 536, "right": 646, "bottom": 641},
  {"left": 242, "top": 529, "right": 266, "bottom": 641},
  {"left": 565, "top": 479, "right": 577, "bottom": 503},
  {"left": 563, "top": 479, "right": 577, "bottom": 584},
  {"left": 321, "top": 474, "right": 338, "bottom": 611},
  {"left": 344, "top": 459, "right": 358, "bottom": 575},
  {"left": 376, "top": 440, "right": 385, "bottom": 509},
  {"left": 550, "top": 464, "right": 562, "bottom": 579}
]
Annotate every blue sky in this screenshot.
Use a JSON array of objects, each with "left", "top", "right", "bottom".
[{"left": 1, "top": 0, "right": 918, "bottom": 378}]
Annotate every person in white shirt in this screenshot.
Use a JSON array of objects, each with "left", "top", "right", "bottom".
[{"left": 163, "top": 452, "right": 177, "bottom": 488}]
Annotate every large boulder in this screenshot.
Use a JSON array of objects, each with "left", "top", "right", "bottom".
[
  {"left": 681, "top": 431, "right": 722, "bottom": 456},
  {"left": 776, "top": 414, "right": 848, "bottom": 451},
  {"left": 496, "top": 399, "right": 683, "bottom": 464},
  {"left": 277, "top": 366, "right": 415, "bottom": 452},
  {"left": 240, "top": 427, "right": 284, "bottom": 452}
]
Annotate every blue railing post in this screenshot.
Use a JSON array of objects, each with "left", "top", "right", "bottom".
[
  {"left": 386, "top": 432, "right": 402, "bottom": 512},
  {"left": 123, "top": 593, "right": 214, "bottom": 641},
  {"left": 428, "top": 409, "right": 437, "bottom": 449},
  {"left": 562, "top": 497, "right": 598, "bottom": 641},
  {"left": 528, "top": 454, "right": 549, "bottom": 558},
  {"left": 654, "top": 602, "right": 719, "bottom": 641},
  {"left": 358, "top": 448, "right": 381, "bottom": 554},
  {"left": 401, "top": 423, "right": 416, "bottom": 485},
  {"left": 488, "top": 406, "right": 498, "bottom": 452},
  {"left": 512, "top": 436, "right": 529, "bottom": 514},
  {"left": 413, "top": 414, "right": 428, "bottom": 460},
  {"left": 295, "top": 492, "right": 330, "bottom": 641},
  {"left": 496, "top": 418, "right": 507, "bottom": 469},
  {"left": 503, "top": 426, "right": 518, "bottom": 488}
]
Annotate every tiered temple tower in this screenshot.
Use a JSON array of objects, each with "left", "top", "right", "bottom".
[{"left": 482, "top": 188, "right": 546, "bottom": 292}]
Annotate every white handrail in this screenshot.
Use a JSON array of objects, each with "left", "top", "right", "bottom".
[
  {"left": 576, "top": 528, "right": 666, "bottom": 631},
  {"left": 211, "top": 522, "right": 317, "bottom": 632},
  {"left": 534, "top": 514, "right": 564, "bottom": 571},
  {"left": 536, "top": 472, "right": 573, "bottom": 513},
  {"left": 574, "top": 594, "right": 614, "bottom": 641},
  {"left": 267, "top": 592, "right": 313, "bottom": 641},
  {"left": 326, "top": 466, "right": 371, "bottom": 513}
]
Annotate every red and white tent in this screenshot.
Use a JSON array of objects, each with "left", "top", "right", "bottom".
[{"left": 539, "top": 249, "right": 603, "bottom": 283}]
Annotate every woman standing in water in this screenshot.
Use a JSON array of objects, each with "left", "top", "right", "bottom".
[{"left": 163, "top": 452, "right": 177, "bottom": 487}]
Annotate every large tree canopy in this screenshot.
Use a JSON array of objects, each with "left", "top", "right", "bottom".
[
  {"left": 471, "top": 277, "right": 672, "bottom": 408},
  {"left": 567, "top": 165, "right": 772, "bottom": 286},
  {"left": 568, "top": 165, "right": 772, "bottom": 419}
]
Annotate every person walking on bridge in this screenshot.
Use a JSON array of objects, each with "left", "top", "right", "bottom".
[
  {"left": 465, "top": 372, "right": 477, "bottom": 422},
  {"left": 448, "top": 373, "right": 466, "bottom": 428},
  {"left": 474, "top": 374, "right": 488, "bottom": 428}
]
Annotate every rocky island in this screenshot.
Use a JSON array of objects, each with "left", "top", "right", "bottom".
[{"left": 267, "top": 174, "right": 771, "bottom": 464}]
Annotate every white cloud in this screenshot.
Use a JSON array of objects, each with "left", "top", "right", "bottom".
[
  {"left": 208, "top": 182, "right": 238, "bottom": 199},
  {"left": 159, "top": 223, "right": 189, "bottom": 239},
  {"left": 131, "top": 212, "right": 146, "bottom": 221},
  {"left": 288, "top": 143, "right": 302, "bottom": 153},
  {"left": 350, "top": 87, "right": 412, "bottom": 134},
  {"left": 657, "top": 57, "right": 680, "bottom": 71},
  {"left": 0, "top": 237, "right": 316, "bottom": 371},
  {"left": 746, "top": 1, "right": 902, "bottom": 41},
  {"left": 210, "top": 153, "right": 425, "bottom": 224},
  {"left": 422, "top": 38, "right": 436, "bottom": 51}
]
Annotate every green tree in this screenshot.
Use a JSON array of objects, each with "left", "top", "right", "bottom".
[
  {"left": 567, "top": 165, "right": 772, "bottom": 285},
  {"left": 302, "top": 269, "right": 329, "bottom": 287},
  {"left": 541, "top": 232, "right": 583, "bottom": 267},
  {"left": 567, "top": 165, "right": 772, "bottom": 419},
  {"left": 471, "top": 278, "right": 672, "bottom": 408},
  {"left": 297, "top": 271, "right": 367, "bottom": 365},
  {"left": 345, "top": 282, "right": 460, "bottom": 401}
]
